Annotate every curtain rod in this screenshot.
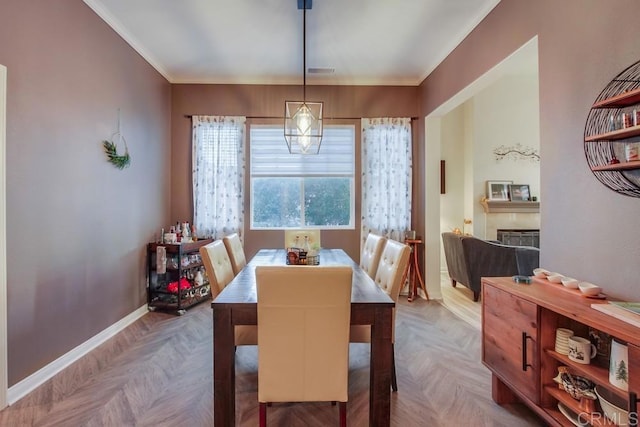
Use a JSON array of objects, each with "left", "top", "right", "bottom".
[{"left": 184, "top": 114, "right": 419, "bottom": 120}]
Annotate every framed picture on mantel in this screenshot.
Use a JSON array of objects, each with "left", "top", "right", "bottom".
[
  {"left": 487, "top": 180, "right": 512, "bottom": 201},
  {"left": 509, "top": 184, "right": 530, "bottom": 201}
]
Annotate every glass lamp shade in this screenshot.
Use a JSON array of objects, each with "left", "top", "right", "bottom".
[{"left": 284, "top": 101, "right": 324, "bottom": 154}]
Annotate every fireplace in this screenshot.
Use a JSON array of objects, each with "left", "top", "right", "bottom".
[
  {"left": 482, "top": 207, "right": 540, "bottom": 243},
  {"left": 496, "top": 229, "right": 540, "bottom": 248}
]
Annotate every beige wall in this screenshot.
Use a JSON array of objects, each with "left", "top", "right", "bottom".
[
  {"left": 0, "top": 1, "right": 171, "bottom": 385},
  {"left": 171, "top": 84, "right": 420, "bottom": 261},
  {"left": 420, "top": 0, "right": 640, "bottom": 300}
]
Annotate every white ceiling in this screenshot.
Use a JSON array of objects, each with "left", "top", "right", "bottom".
[{"left": 84, "top": 0, "right": 501, "bottom": 86}]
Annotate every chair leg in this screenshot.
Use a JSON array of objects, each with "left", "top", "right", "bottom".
[
  {"left": 451, "top": 279, "right": 457, "bottom": 287},
  {"left": 259, "top": 402, "right": 267, "bottom": 427},
  {"left": 391, "top": 343, "right": 398, "bottom": 392},
  {"left": 473, "top": 290, "right": 479, "bottom": 302},
  {"left": 339, "top": 401, "right": 347, "bottom": 427}
]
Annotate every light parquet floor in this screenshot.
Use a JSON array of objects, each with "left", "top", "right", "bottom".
[
  {"left": 439, "top": 271, "right": 482, "bottom": 329},
  {"left": 0, "top": 295, "right": 544, "bottom": 426}
]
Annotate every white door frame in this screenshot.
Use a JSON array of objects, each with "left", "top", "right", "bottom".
[{"left": 0, "top": 64, "right": 8, "bottom": 409}]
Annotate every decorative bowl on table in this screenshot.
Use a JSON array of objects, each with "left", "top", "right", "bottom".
[
  {"left": 578, "top": 281, "right": 602, "bottom": 296},
  {"left": 533, "top": 268, "right": 550, "bottom": 278},
  {"left": 595, "top": 386, "right": 629, "bottom": 426},
  {"left": 547, "top": 273, "right": 565, "bottom": 284},
  {"left": 561, "top": 277, "right": 580, "bottom": 289}
]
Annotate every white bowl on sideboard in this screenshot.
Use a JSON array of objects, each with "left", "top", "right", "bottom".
[
  {"left": 547, "top": 273, "right": 564, "bottom": 284},
  {"left": 578, "top": 281, "right": 602, "bottom": 296},
  {"left": 561, "top": 277, "right": 580, "bottom": 289},
  {"left": 533, "top": 268, "right": 550, "bottom": 278}
]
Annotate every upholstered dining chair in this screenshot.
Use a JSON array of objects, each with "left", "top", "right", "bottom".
[
  {"left": 200, "top": 240, "right": 256, "bottom": 345},
  {"left": 284, "top": 228, "right": 321, "bottom": 249},
  {"left": 360, "top": 232, "right": 386, "bottom": 280},
  {"left": 350, "top": 238, "right": 410, "bottom": 392},
  {"left": 222, "top": 233, "right": 247, "bottom": 275},
  {"left": 256, "top": 266, "right": 352, "bottom": 427}
]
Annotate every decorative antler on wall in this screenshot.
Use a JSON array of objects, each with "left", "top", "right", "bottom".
[{"left": 493, "top": 144, "right": 540, "bottom": 162}]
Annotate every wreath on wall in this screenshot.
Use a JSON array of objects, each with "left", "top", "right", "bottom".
[
  {"left": 102, "top": 109, "right": 131, "bottom": 170},
  {"left": 103, "top": 137, "right": 130, "bottom": 169}
]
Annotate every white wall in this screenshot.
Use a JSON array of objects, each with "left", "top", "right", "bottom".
[
  {"left": 440, "top": 105, "right": 466, "bottom": 233},
  {"left": 471, "top": 74, "right": 541, "bottom": 238},
  {"left": 463, "top": 102, "right": 475, "bottom": 233}
]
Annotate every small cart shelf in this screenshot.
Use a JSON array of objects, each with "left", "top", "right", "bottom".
[{"left": 147, "top": 239, "right": 213, "bottom": 315}]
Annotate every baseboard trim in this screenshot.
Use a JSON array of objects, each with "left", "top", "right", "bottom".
[{"left": 7, "top": 305, "right": 148, "bottom": 405}]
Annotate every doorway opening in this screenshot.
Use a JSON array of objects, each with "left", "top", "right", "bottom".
[{"left": 424, "top": 37, "right": 540, "bottom": 324}]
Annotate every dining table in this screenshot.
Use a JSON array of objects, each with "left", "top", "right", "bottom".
[{"left": 211, "top": 248, "right": 395, "bottom": 426}]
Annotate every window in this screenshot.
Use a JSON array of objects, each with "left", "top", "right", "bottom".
[{"left": 250, "top": 125, "right": 355, "bottom": 229}]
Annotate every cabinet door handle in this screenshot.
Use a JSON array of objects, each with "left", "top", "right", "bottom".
[
  {"left": 630, "top": 392, "right": 637, "bottom": 427},
  {"left": 522, "top": 332, "right": 533, "bottom": 372}
]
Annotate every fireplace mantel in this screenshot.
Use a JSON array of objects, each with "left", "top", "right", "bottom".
[{"left": 480, "top": 199, "right": 540, "bottom": 214}]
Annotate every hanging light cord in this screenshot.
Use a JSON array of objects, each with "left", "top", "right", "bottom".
[{"left": 302, "top": 5, "right": 307, "bottom": 102}]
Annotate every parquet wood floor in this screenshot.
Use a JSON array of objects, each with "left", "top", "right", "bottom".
[
  {"left": 439, "top": 271, "right": 482, "bottom": 329},
  {"left": 0, "top": 298, "right": 544, "bottom": 426}
]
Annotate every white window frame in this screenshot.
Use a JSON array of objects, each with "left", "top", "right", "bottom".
[{"left": 250, "top": 124, "right": 355, "bottom": 230}]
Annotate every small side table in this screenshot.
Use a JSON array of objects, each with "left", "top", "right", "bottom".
[{"left": 404, "top": 239, "right": 428, "bottom": 301}]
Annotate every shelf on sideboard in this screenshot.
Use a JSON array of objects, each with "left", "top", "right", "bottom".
[
  {"left": 545, "top": 386, "right": 616, "bottom": 426},
  {"left": 545, "top": 348, "right": 628, "bottom": 402}
]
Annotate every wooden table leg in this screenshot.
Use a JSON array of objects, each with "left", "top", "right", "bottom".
[
  {"left": 369, "top": 306, "right": 392, "bottom": 426},
  {"left": 213, "top": 307, "right": 235, "bottom": 427}
]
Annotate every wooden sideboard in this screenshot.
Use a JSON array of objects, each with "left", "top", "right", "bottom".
[{"left": 482, "top": 276, "right": 639, "bottom": 426}]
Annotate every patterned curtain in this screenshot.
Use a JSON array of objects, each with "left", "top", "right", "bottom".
[
  {"left": 361, "top": 118, "right": 412, "bottom": 245},
  {"left": 192, "top": 116, "right": 246, "bottom": 241}
]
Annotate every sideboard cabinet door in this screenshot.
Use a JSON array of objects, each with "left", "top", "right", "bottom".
[{"left": 482, "top": 282, "right": 539, "bottom": 405}]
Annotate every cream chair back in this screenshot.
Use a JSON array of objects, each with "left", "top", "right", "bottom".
[
  {"left": 284, "top": 229, "right": 321, "bottom": 249},
  {"left": 201, "top": 239, "right": 256, "bottom": 345},
  {"left": 199, "top": 240, "right": 235, "bottom": 299},
  {"left": 374, "top": 239, "right": 411, "bottom": 303},
  {"left": 256, "top": 265, "right": 352, "bottom": 407},
  {"left": 350, "top": 238, "right": 410, "bottom": 393},
  {"left": 351, "top": 239, "right": 410, "bottom": 343},
  {"left": 360, "top": 233, "right": 386, "bottom": 279},
  {"left": 223, "top": 233, "right": 247, "bottom": 275}
]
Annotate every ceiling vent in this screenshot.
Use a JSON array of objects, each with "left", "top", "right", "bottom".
[{"left": 308, "top": 67, "right": 335, "bottom": 74}]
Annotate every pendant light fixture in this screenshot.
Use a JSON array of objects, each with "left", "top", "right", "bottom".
[{"left": 284, "top": 0, "right": 323, "bottom": 154}]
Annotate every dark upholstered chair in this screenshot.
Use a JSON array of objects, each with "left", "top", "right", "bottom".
[{"left": 441, "top": 232, "right": 540, "bottom": 301}]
